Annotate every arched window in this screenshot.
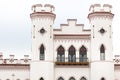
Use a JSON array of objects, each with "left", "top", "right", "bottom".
[
  {"left": 69, "top": 77, "right": 75, "bottom": 80},
  {"left": 57, "top": 46, "right": 65, "bottom": 62},
  {"left": 58, "top": 77, "right": 64, "bottom": 80},
  {"left": 68, "top": 46, "right": 76, "bottom": 62},
  {"left": 100, "top": 44, "right": 105, "bottom": 53},
  {"left": 80, "top": 77, "right": 87, "bottom": 80},
  {"left": 100, "top": 44, "right": 105, "bottom": 60},
  {"left": 40, "top": 77, "right": 44, "bottom": 80},
  {"left": 79, "top": 45, "right": 87, "bottom": 62},
  {"left": 40, "top": 44, "right": 45, "bottom": 60},
  {"left": 101, "top": 77, "right": 105, "bottom": 80}
]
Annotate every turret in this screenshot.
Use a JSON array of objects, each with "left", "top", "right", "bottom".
[
  {"left": 30, "top": 4, "right": 56, "bottom": 61},
  {"left": 88, "top": 4, "right": 114, "bottom": 61},
  {"left": 88, "top": 4, "right": 114, "bottom": 80},
  {"left": 30, "top": 4, "right": 56, "bottom": 80}
]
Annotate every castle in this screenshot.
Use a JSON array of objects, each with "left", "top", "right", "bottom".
[{"left": 0, "top": 3, "right": 120, "bottom": 80}]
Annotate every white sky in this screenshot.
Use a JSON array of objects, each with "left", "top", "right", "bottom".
[{"left": 0, "top": 0, "right": 120, "bottom": 58}]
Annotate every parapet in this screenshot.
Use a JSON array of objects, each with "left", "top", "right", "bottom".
[
  {"left": 89, "top": 4, "right": 112, "bottom": 13},
  {"left": 31, "top": 4, "right": 55, "bottom": 13},
  {"left": 0, "top": 54, "right": 31, "bottom": 65},
  {"left": 114, "top": 55, "right": 120, "bottom": 65}
]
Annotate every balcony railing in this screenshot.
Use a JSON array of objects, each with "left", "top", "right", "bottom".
[{"left": 55, "top": 57, "right": 89, "bottom": 65}]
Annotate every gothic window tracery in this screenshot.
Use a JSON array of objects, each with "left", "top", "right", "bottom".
[
  {"left": 57, "top": 45, "right": 65, "bottom": 62},
  {"left": 68, "top": 46, "right": 76, "bottom": 62},
  {"left": 79, "top": 45, "right": 87, "bottom": 62}
]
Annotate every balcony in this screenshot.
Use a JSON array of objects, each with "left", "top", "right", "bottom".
[{"left": 55, "top": 57, "right": 89, "bottom": 65}]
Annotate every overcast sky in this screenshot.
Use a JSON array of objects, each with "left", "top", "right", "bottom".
[{"left": 0, "top": 0, "right": 120, "bottom": 58}]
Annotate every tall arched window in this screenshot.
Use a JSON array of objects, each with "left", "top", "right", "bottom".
[
  {"left": 79, "top": 45, "right": 87, "bottom": 62},
  {"left": 40, "top": 44, "right": 45, "bottom": 60},
  {"left": 57, "top": 45, "right": 65, "bottom": 62},
  {"left": 68, "top": 45, "right": 76, "bottom": 62},
  {"left": 58, "top": 77, "right": 64, "bottom": 80},
  {"left": 100, "top": 44, "right": 105, "bottom": 60},
  {"left": 69, "top": 77, "right": 75, "bottom": 80},
  {"left": 40, "top": 77, "right": 44, "bottom": 80},
  {"left": 80, "top": 77, "right": 87, "bottom": 80}
]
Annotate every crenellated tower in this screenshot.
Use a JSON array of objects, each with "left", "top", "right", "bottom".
[
  {"left": 88, "top": 4, "right": 114, "bottom": 80},
  {"left": 30, "top": 4, "right": 56, "bottom": 80}
]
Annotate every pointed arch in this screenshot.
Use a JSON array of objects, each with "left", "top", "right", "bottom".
[
  {"left": 58, "top": 77, "right": 64, "bottom": 80},
  {"left": 57, "top": 45, "right": 65, "bottom": 62},
  {"left": 100, "top": 44, "right": 105, "bottom": 60},
  {"left": 39, "top": 44, "right": 45, "bottom": 60},
  {"left": 80, "top": 77, "right": 87, "bottom": 80},
  {"left": 40, "top": 77, "right": 44, "bottom": 80},
  {"left": 79, "top": 45, "right": 87, "bottom": 62},
  {"left": 101, "top": 77, "right": 105, "bottom": 80},
  {"left": 69, "top": 77, "right": 75, "bottom": 80},
  {"left": 100, "top": 44, "right": 105, "bottom": 53},
  {"left": 68, "top": 45, "right": 76, "bottom": 62}
]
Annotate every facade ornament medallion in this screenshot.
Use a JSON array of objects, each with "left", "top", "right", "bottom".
[
  {"left": 39, "top": 28, "right": 46, "bottom": 34},
  {"left": 99, "top": 28, "right": 106, "bottom": 34}
]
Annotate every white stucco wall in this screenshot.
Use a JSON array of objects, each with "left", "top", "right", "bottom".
[
  {"left": 0, "top": 65, "right": 30, "bottom": 80},
  {"left": 55, "top": 66, "right": 89, "bottom": 80},
  {"left": 115, "top": 66, "right": 120, "bottom": 80}
]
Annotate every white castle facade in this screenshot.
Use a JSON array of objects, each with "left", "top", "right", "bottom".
[{"left": 0, "top": 3, "right": 120, "bottom": 80}]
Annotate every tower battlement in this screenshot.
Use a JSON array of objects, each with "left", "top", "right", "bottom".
[
  {"left": 31, "top": 4, "right": 55, "bottom": 13},
  {"left": 89, "top": 4, "right": 112, "bottom": 13}
]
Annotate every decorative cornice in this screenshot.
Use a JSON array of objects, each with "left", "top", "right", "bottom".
[
  {"left": 53, "top": 29, "right": 62, "bottom": 31},
  {"left": 114, "top": 64, "right": 120, "bottom": 66},
  {"left": 54, "top": 34, "right": 90, "bottom": 36},
  {"left": 0, "top": 64, "right": 30, "bottom": 66},
  {"left": 83, "top": 29, "right": 91, "bottom": 31},
  {"left": 67, "top": 19, "right": 77, "bottom": 21},
  {"left": 30, "top": 12, "right": 56, "bottom": 19},
  {"left": 54, "top": 34, "right": 91, "bottom": 39},
  {"left": 88, "top": 12, "right": 114, "bottom": 19}
]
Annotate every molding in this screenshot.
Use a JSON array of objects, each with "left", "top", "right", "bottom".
[
  {"left": 30, "top": 12, "right": 56, "bottom": 19},
  {"left": 53, "top": 29, "right": 62, "bottom": 31},
  {"left": 83, "top": 29, "right": 91, "bottom": 31},
  {"left": 0, "top": 64, "right": 30, "bottom": 66},
  {"left": 88, "top": 12, "right": 114, "bottom": 19},
  {"left": 114, "top": 64, "right": 120, "bottom": 66},
  {"left": 54, "top": 34, "right": 90, "bottom": 39},
  {"left": 90, "top": 60, "right": 114, "bottom": 63},
  {"left": 67, "top": 19, "right": 77, "bottom": 21}
]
